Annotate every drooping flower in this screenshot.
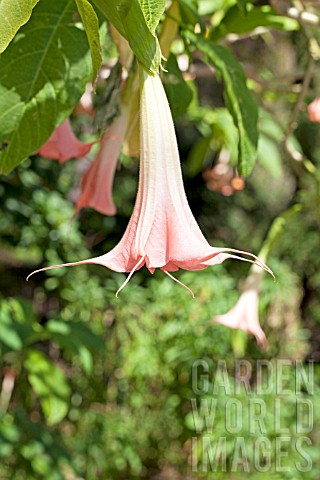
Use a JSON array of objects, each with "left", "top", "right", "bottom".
[
  {"left": 307, "top": 98, "right": 320, "bottom": 123},
  {"left": 38, "top": 118, "right": 94, "bottom": 163},
  {"left": 28, "top": 69, "right": 273, "bottom": 295},
  {"left": 214, "top": 267, "right": 268, "bottom": 350},
  {"left": 74, "top": 110, "right": 129, "bottom": 216}
]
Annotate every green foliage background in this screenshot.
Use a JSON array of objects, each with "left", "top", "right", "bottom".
[{"left": 0, "top": 0, "right": 320, "bottom": 479}]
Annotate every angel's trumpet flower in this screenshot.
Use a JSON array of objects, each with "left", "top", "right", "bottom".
[
  {"left": 74, "top": 110, "right": 129, "bottom": 216},
  {"left": 214, "top": 267, "right": 268, "bottom": 350},
  {"left": 38, "top": 118, "right": 94, "bottom": 163},
  {"left": 28, "top": 70, "right": 273, "bottom": 296}
]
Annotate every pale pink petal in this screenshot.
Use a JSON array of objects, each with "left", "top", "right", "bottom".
[
  {"left": 74, "top": 112, "right": 129, "bottom": 216},
  {"left": 307, "top": 98, "right": 320, "bottom": 123},
  {"left": 215, "top": 288, "right": 268, "bottom": 350},
  {"left": 38, "top": 119, "right": 94, "bottom": 163}
]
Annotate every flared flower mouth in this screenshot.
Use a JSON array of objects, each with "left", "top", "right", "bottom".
[
  {"left": 28, "top": 68, "right": 274, "bottom": 298},
  {"left": 38, "top": 118, "right": 95, "bottom": 163}
]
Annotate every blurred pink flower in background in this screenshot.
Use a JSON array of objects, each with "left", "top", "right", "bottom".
[
  {"left": 307, "top": 98, "right": 320, "bottom": 123},
  {"left": 214, "top": 269, "right": 268, "bottom": 350},
  {"left": 74, "top": 111, "right": 129, "bottom": 216},
  {"left": 38, "top": 118, "right": 94, "bottom": 163}
]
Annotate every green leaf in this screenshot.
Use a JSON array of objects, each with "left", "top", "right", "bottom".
[
  {"left": 0, "top": 299, "right": 23, "bottom": 350},
  {"left": 92, "top": 0, "right": 161, "bottom": 74},
  {"left": 0, "top": 297, "right": 42, "bottom": 352},
  {"left": 211, "top": 5, "right": 299, "bottom": 41},
  {"left": 25, "top": 350, "right": 71, "bottom": 425},
  {"left": 139, "top": 0, "right": 166, "bottom": 34},
  {"left": 187, "top": 136, "right": 212, "bottom": 176},
  {"left": 74, "top": 0, "right": 102, "bottom": 85},
  {"left": 258, "top": 134, "right": 282, "bottom": 178},
  {"left": 178, "top": 0, "right": 206, "bottom": 34},
  {"left": 0, "top": 0, "right": 40, "bottom": 54},
  {"left": 163, "top": 54, "right": 193, "bottom": 119},
  {"left": 185, "top": 32, "right": 258, "bottom": 175},
  {"left": 46, "top": 319, "right": 104, "bottom": 373},
  {"left": 0, "top": 0, "right": 91, "bottom": 175},
  {"left": 237, "top": 0, "right": 251, "bottom": 13},
  {"left": 187, "top": 107, "right": 239, "bottom": 175},
  {"left": 257, "top": 110, "right": 283, "bottom": 178}
]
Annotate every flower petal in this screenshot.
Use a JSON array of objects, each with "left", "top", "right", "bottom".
[
  {"left": 215, "top": 288, "right": 269, "bottom": 350},
  {"left": 74, "top": 112, "right": 129, "bottom": 216},
  {"left": 38, "top": 119, "right": 94, "bottom": 163}
]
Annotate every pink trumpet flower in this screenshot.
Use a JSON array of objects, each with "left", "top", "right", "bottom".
[
  {"left": 214, "top": 268, "right": 268, "bottom": 350},
  {"left": 38, "top": 118, "right": 94, "bottom": 163},
  {"left": 28, "top": 70, "right": 273, "bottom": 296},
  {"left": 74, "top": 111, "right": 129, "bottom": 216},
  {"left": 307, "top": 98, "right": 320, "bottom": 123}
]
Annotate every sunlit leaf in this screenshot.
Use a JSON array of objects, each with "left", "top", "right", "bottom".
[
  {"left": 0, "top": 0, "right": 91, "bottom": 175},
  {"left": 0, "top": 0, "right": 40, "bottom": 53},
  {"left": 92, "top": 0, "right": 161, "bottom": 74},
  {"left": 159, "top": 0, "right": 180, "bottom": 59},
  {"left": 139, "top": 0, "right": 166, "bottom": 33},
  {"left": 74, "top": 0, "right": 102, "bottom": 85}
]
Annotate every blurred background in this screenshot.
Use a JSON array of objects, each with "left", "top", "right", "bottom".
[{"left": 0, "top": 0, "right": 320, "bottom": 478}]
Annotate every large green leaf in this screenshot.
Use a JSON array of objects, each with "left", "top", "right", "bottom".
[
  {"left": 0, "top": 0, "right": 91, "bottom": 175},
  {"left": 185, "top": 32, "right": 258, "bottom": 176},
  {"left": 139, "top": 0, "right": 166, "bottom": 33},
  {"left": 74, "top": 0, "right": 102, "bottom": 84},
  {"left": 25, "top": 350, "right": 71, "bottom": 425},
  {"left": 92, "top": 0, "right": 161, "bottom": 74},
  {"left": 0, "top": 0, "right": 40, "bottom": 53}
]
